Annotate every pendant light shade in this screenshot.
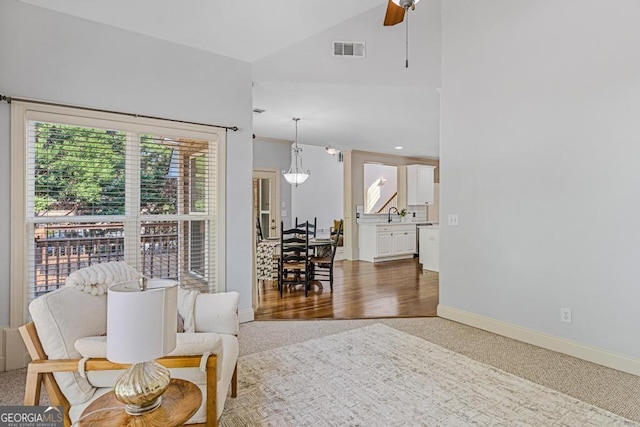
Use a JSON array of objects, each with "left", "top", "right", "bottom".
[
  {"left": 392, "top": 0, "right": 419, "bottom": 6},
  {"left": 283, "top": 117, "right": 310, "bottom": 187}
]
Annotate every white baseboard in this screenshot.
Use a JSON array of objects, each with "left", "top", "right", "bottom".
[
  {"left": 437, "top": 304, "right": 640, "bottom": 377},
  {"left": 238, "top": 308, "right": 255, "bottom": 324},
  {"left": 3, "top": 328, "right": 29, "bottom": 371},
  {"left": 343, "top": 247, "right": 355, "bottom": 260}
]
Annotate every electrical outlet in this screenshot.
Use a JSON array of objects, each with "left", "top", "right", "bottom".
[
  {"left": 447, "top": 214, "right": 459, "bottom": 226},
  {"left": 560, "top": 308, "right": 572, "bottom": 323}
]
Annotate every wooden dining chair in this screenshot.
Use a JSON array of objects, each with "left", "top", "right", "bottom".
[
  {"left": 295, "top": 217, "right": 317, "bottom": 238},
  {"left": 310, "top": 220, "right": 343, "bottom": 291},
  {"left": 279, "top": 221, "right": 311, "bottom": 296}
]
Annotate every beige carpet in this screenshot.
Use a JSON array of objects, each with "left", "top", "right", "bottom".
[
  {"left": 2, "top": 317, "right": 640, "bottom": 424},
  {"left": 220, "top": 324, "right": 636, "bottom": 426}
]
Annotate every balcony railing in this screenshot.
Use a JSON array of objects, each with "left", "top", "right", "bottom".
[{"left": 33, "top": 222, "right": 178, "bottom": 298}]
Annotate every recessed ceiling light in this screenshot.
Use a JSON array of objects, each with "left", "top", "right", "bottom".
[{"left": 395, "top": 146, "right": 403, "bottom": 150}]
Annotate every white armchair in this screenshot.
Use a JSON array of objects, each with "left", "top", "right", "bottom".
[{"left": 19, "top": 262, "right": 239, "bottom": 427}]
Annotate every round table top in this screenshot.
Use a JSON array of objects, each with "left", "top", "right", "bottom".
[{"left": 77, "top": 378, "right": 202, "bottom": 427}]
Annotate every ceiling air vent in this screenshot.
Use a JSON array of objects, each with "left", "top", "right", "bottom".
[{"left": 333, "top": 41, "right": 365, "bottom": 58}]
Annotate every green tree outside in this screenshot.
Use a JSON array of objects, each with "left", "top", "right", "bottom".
[{"left": 34, "top": 123, "right": 176, "bottom": 216}]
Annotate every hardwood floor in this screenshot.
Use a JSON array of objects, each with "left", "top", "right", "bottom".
[{"left": 254, "top": 258, "right": 439, "bottom": 320}]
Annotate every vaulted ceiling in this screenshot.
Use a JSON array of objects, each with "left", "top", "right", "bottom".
[{"left": 21, "top": 0, "right": 441, "bottom": 158}]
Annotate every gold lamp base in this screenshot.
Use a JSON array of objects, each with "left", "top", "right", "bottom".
[{"left": 114, "top": 360, "right": 171, "bottom": 415}]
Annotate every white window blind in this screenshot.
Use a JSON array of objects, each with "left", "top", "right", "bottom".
[{"left": 22, "top": 112, "right": 222, "bottom": 304}]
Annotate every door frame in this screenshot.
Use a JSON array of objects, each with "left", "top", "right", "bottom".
[
  {"left": 252, "top": 168, "right": 281, "bottom": 310},
  {"left": 253, "top": 168, "right": 281, "bottom": 238}
]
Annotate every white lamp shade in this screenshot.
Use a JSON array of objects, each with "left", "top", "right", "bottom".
[{"left": 107, "top": 280, "right": 178, "bottom": 364}]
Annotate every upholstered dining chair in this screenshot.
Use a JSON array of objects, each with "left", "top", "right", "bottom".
[
  {"left": 331, "top": 218, "right": 344, "bottom": 247},
  {"left": 256, "top": 216, "right": 279, "bottom": 287},
  {"left": 310, "top": 219, "right": 343, "bottom": 291},
  {"left": 279, "top": 221, "right": 311, "bottom": 296}
]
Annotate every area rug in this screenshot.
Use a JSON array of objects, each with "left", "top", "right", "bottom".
[{"left": 220, "top": 324, "right": 637, "bottom": 427}]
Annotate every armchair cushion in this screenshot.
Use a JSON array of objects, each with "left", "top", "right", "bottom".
[
  {"left": 75, "top": 332, "right": 224, "bottom": 385},
  {"left": 75, "top": 332, "right": 223, "bottom": 359},
  {"left": 29, "top": 286, "right": 105, "bottom": 405}
]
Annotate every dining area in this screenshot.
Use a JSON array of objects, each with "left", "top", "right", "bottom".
[
  {"left": 256, "top": 217, "right": 344, "bottom": 298},
  {"left": 254, "top": 214, "right": 438, "bottom": 321}
]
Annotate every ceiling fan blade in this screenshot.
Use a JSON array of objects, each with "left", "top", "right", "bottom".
[{"left": 383, "top": 0, "right": 405, "bottom": 26}]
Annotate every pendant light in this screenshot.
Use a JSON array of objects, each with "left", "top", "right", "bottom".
[{"left": 282, "top": 117, "right": 310, "bottom": 186}]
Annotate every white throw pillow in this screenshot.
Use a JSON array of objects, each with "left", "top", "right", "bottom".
[{"left": 194, "top": 292, "right": 239, "bottom": 335}]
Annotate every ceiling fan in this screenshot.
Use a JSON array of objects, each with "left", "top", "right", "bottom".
[{"left": 383, "top": 0, "right": 420, "bottom": 68}]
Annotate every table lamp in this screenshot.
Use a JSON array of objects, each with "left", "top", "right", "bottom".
[{"left": 107, "top": 278, "right": 178, "bottom": 415}]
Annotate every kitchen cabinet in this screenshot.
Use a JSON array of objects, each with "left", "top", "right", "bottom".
[
  {"left": 418, "top": 225, "right": 439, "bottom": 272},
  {"left": 376, "top": 231, "right": 393, "bottom": 257},
  {"left": 407, "top": 165, "right": 436, "bottom": 205},
  {"left": 393, "top": 229, "right": 416, "bottom": 254},
  {"left": 359, "top": 223, "right": 416, "bottom": 263}
]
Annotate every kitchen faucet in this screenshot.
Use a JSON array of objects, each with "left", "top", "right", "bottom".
[{"left": 388, "top": 206, "right": 399, "bottom": 223}]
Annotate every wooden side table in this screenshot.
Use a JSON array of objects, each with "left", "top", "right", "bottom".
[{"left": 77, "top": 378, "right": 202, "bottom": 427}]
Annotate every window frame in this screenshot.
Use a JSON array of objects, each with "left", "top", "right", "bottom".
[{"left": 9, "top": 101, "right": 226, "bottom": 327}]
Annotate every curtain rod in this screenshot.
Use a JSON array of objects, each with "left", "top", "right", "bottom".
[{"left": 0, "top": 94, "right": 239, "bottom": 132}]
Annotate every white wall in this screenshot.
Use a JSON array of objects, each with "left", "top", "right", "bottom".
[
  {"left": 253, "top": 139, "right": 293, "bottom": 229},
  {"left": 440, "top": 0, "right": 640, "bottom": 359},
  {"left": 252, "top": 2, "right": 442, "bottom": 157},
  {"left": 0, "top": 0, "right": 254, "bottom": 325},
  {"left": 291, "top": 144, "right": 343, "bottom": 235}
]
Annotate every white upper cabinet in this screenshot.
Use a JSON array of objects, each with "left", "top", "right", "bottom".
[{"left": 407, "top": 165, "right": 436, "bottom": 205}]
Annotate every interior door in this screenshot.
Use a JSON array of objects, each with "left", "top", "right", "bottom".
[{"left": 253, "top": 169, "right": 280, "bottom": 239}]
